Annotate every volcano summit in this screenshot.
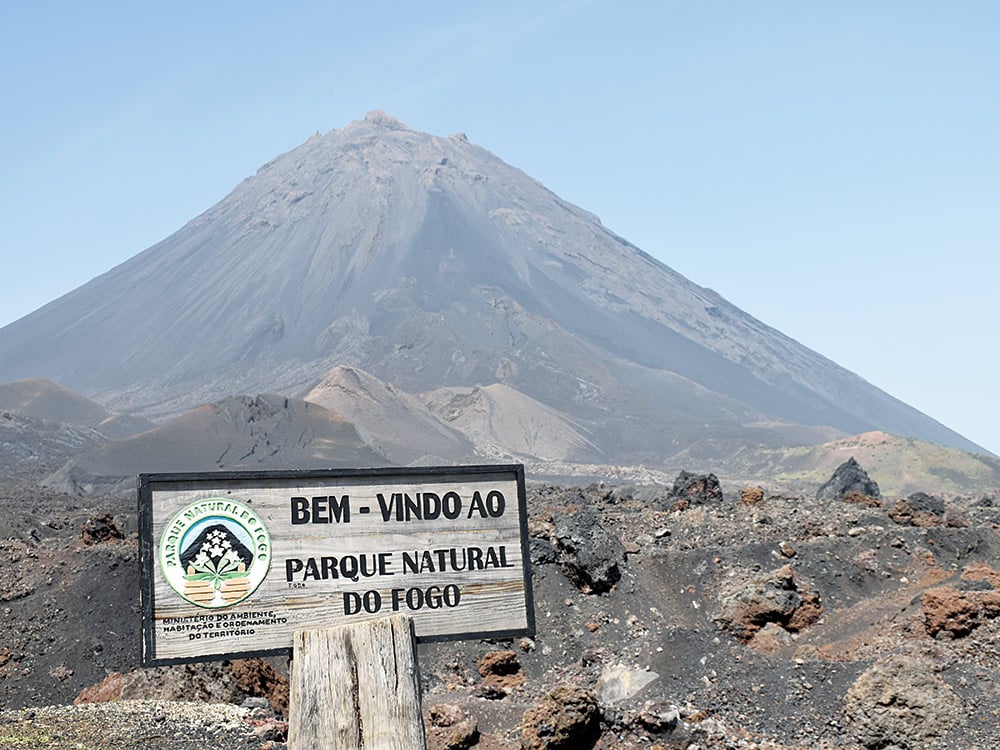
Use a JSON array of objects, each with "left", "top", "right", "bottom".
[{"left": 0, "top": 112, "right": 983, "bottom": 464}]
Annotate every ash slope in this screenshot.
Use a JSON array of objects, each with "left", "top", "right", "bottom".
[
  {"left": 0, "top": 111, "right": 981, "bottom": 457},
  {"left": 0, "top": 378, "right": 153, "bottom": 440},
  {"left": 419, "top": 382, "right": 600, "bottom": 463},
  {"left": 302, "top": 365, "right": 475, "bottom": 465},
  {"left": 43, "top": 394, "right": 388, "bottom": 496}
]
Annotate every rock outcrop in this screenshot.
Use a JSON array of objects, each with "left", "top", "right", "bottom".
[
  {"left": 715, "top": 564, "right": 823, "bottom": 642},
  {"left": 521, "top": 685, "right": 600, "bottom": 750},
  {"left": 845, "top": 654, "right": 962, "bottom": 749},
  {"left": 552, "top": 506, "right": 625, "bottom": 594},
  {"left": 667, "top": 470, "right": 723, "bottom": 506},
  {"left": 888, "top": 491, "right": 947, "bottom": 527},
  {"left": 922, "top": 585, "right": 1000, "bottom": 637},
  {"left": 816, "top": 457, "right": 881, "bottom": 501}
]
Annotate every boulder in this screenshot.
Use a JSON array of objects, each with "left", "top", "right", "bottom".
[
  {"left": 845, "top": 654, "right": 962, "bottom": 749},
  {"left": 668, "top": 470, "right": 723, "bottom": 505},
  {"left": 637, "top": 700, "right": 680, "bottom": 734},
  {"left": 478, "top": 650, "right": 520, "bottom": 678},
  {"left": 428, "top": 703, "right": 465, "bottom": 728},
  {"left": 229, "top": 658, "right": 289, "bottom": 716},
  {"left": 426, "top": 704, "right": 479, "bottom": 750},
  {"left": 816, "top": 457, "right": 880, "bottom": 501},
  {"left": 747, "top": 622, "right": 795, "bottom": 653},
  {"left": 521, "top": 684, "right": 600, "bottom": 750},
  {"left": 478, "top": 649, "right": 524, "bottom": 690},
  {"left": 80, "top": 513, "right": 125, "bottom": 545},
  {"left": 904, "top": 491, "right": 946, "bottom": 515},
  {"left": 922, "top": 586, "right": 1000, "bottom": 638},
  {"left": 715, "top": 565, "right": 823, "bottom": 642},
  {"left": 552, "top": 507, "right": 624, "bottom": 594},
  {"left": 74, "top": 672, "right": 128, "bottom": 704},
  {"left": 73, "top": 660, "right": 280, "bottom": 709},
  {"left": 888, "top": 491, "right": 946, "bottom": 527},
  {"left": 596, "top": 664, "right": 659, "bottom": 705},
  {"left": 430, "top": 719, "right": 479, "bottom": 750}
]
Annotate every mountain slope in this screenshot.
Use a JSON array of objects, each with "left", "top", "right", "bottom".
[
  {"left": 719, "top": 430, "right": 1000, "bottom": 497},
  {"left": 0, "top": 410, "right": 108, "bottom": 473},
  {"left": 420, "top": 383, "right": 600, "bottom": 462},
  {"left": 0, "top": 112, "right": 982, "bottom": 457},
  {"left": 0, "top": 379, "right": 153, "bottom": 439},
  {"left": 43, "top": 394, "right": 388, "bottom": 495},
  {"left": 301, "top": 365, "right": 474, "bottom": 465}
]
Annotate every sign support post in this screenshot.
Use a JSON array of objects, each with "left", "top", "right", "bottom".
[{"left": 288, "top": 615, "right": 426, "bottom": 750}]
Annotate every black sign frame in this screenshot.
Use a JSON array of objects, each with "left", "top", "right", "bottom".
[{"left": 139, "top": 464, "right": 534, "bottom": 666}]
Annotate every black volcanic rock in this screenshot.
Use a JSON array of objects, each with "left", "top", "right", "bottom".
[
  {"left": 816, "top": 457, "right": 881, "bottom": 501},
  {"left": 905, "top": 491, "right": 946, "bottom": 516},
  {"left": 887, "top": 491, "right": 948, "bottom": 528},
  {"left": 668, "top": 470, "right": 723, "bottom": 505},
  {"left": 0, "top": 112, "right": 984, "bottom": 459},
  {"left": 81, "top": 513, "right": 126, "bottom": 545},
  {"left": 552, "top": 506, "right": 624, "bottom": 594},
  {"left": 3, "top": 477, "right": 1000, "bottom": 746}
]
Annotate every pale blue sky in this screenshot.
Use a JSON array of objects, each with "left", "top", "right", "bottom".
[{"left": 1, "top": 2, "right": 997, "bottom": 454}]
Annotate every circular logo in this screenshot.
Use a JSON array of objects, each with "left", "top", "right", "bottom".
[{"left": 158, "top": 497, "right": 272, "bottom": 608}]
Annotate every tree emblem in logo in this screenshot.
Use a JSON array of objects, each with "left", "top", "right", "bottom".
[{"left": 159, "top": 498, "right": 271, "bottom": 608}]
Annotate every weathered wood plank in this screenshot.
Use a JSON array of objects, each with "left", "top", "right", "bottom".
[
  {"left": 288, "top": 615, "right": 427, "bottom": 750},
  {"left": 142, "top": 467, "right": 534, "bottom": 664}
]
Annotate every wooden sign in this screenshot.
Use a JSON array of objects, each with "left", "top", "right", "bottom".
[{"left": 139, "top": 465, "right": 533, "bottom": 666}]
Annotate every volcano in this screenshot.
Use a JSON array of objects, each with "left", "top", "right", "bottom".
[{"left": 0, "top": 111, "right": 983, "bottom": 460}]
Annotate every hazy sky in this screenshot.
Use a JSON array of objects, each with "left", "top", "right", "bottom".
[{"left": 1, "top": 2, "right": 997, "bottom": 454}]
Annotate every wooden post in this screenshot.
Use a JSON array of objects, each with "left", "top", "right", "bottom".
[{"left": 287, "top": 614, "right": 427, "bottom": 750}]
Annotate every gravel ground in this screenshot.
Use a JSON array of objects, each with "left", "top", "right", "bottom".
[
  {"left": 2, "top": 468, "right": 999, "bottom": 749},
  {"left": 0, "top": 700, "right": 285, "bottom": 750}
]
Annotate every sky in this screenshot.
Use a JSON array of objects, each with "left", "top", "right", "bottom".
[{"left": 1, "top": 2, "right": 997, "bottom": 454}]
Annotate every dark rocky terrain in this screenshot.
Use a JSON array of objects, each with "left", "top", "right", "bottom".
[{"left": 2, "top": 456, "right": 998, "bottom": 749}]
